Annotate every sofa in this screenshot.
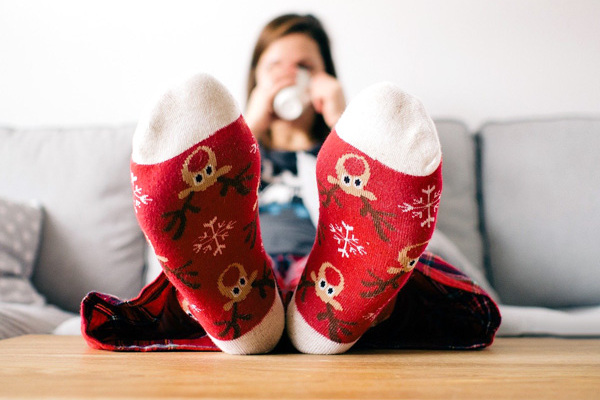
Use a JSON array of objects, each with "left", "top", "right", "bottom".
[{"left": 1, "top": 117, "right": 599, "bottom": 339}]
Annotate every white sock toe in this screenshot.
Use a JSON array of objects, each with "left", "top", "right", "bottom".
[
  {"left": 132, "top": 73, "right": 241, "bottom": 165},
  {"left": 335, "top": 82, "right": 441, "bottom": 176}
]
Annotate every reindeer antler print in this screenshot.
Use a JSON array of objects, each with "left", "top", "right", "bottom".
[
  {"left": 307, "top": 262, "right": 357, "bottom": 342},
  {"left": 214, "top": 263, "right": 257, "bottom": 339},
  {"left": 297, "top": 273, "right": 314, "bottom": 302},
  {"left": 163, "top": 145, "right": 230, "bottom": 240},
  {"left": 161, "top": 146, "right": 256, "bottom": 241},
  {"left": 162, "top": 192, "right": 201, "bottom": 240},
  {"left": 360, "top": 242, "right": 427, "bottom": 298},
  {"left": 217, "top": 163, "right": 254, "bottom": 196},
  {"left": 317, "top": 303, "right": 357, "bottom": 342},
  {"left": 252, "top": 261, "right": 275, "bottom": 299},
  {"left": 180, "top": 144, "right": 254, "bottom": 198},
  {"left": 316, "top": 222, "right": 326, "bottom": 246},
  {"left": 360, "top": 269, "right": 404, "bottom": 299},
  {"left": 319, "top": 179, "right": 341, "bottom": 208},
  {"left": 243, "top": 210, "right": 259, "bottom": 249},
  {"left": 322, "top": 153, "right": 396, "bottom": 242},
  {"left": 162, "top": 259, "right": 201, "bottom": 290},
  {"left": 359, "top": 196, "right": 396, "bottom": 242},
  {"left": 214, "top": 302, "right": 252, "bottom": 339}
]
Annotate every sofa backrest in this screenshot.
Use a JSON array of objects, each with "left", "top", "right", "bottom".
[
  {"left": 0, "top": 125, "right": 146, "bottom": 313},
  {"left": 433, "top": 120, "right": 484, "bottom": 272},
  {"left": 478, "top": 118, "right": 600, "bottom": 308},
  {"left": 3, "top": 117, "right": 597, "bottom": 313}
]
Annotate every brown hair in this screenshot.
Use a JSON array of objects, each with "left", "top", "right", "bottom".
[{"left": 247, "top": 13, "right": 337, "bottom": 144}]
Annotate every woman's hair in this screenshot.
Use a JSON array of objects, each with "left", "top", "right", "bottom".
[{"left": 247, "top": 13, "right": 337, "bottom": 143}]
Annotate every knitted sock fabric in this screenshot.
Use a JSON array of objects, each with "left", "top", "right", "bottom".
[
  {"left": 131, "top": 73, "right": 284, "bottom": 354},
  {"left": 287, "top": 82, "right": 443, "bottom": 354}
]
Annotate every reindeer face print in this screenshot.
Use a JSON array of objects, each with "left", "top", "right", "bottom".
[
  {"left": 179, "top": 146, "right": 232, "bottom": 199},
  {"left": 327, "top": 154, "right": 376, "bottom": 201},
  {"left": 321, "top": 153, "right": 395, "bottom": 242},
  {"left": 218, "top": 263, "right": 257, "bottom": 311},
  {"left": 310, "top": 262, "right": 345, "bottom": 311},
  {"left": 361, "top": 241, "right": 428, "bottom": 299},
  {"left": 386, "top": 241, "right": 428, "bottom": 274}
]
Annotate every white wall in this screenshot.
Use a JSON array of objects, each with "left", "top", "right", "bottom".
[{"left": 1, "top": 0, "right": 599, "bottom": 130}]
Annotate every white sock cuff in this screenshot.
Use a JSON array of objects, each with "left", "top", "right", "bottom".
[
  {"left": 286, "top": 293, "right": 357, "bottom": 354},
  {"left": 132, "top": 73, "right": 241, "bottom": 165},
  {"left": 335, "top": 82, "right": 441, "bottom": 176},
  {"left": 208, "top": 290, "right": 285, "bottom": 355}
]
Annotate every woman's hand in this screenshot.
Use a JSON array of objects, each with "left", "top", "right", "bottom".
[
  {"left": 309, "top": 72, "right": 346, "bottom": 128},
  {"left": 245, "top": 74, "right": 295, "bottom": 141}
]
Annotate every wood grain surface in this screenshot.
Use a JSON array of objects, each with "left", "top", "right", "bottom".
[{"left": 0, "top": 335, "right": 598, "bottom": 399}]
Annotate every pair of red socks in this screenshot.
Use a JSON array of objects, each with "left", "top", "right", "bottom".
[{"left": 131, "top": 74, "right": 442, "bottom": 354}]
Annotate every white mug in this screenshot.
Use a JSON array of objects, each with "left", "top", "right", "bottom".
[{"left": 273, "top": 68, "right": 311, "bottom": 121}]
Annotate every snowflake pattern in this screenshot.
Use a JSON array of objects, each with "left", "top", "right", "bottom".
[
  {"left": 193, "top": 216, "right": 236, "bottom": 256},
  {"left": 131, "top": 173, "right": 152, "bottom": 213},
  {"left": 330, "top": 221, "right": 367, "bottom": 258},
  {"left": 250, "top": 143, "right": 259, "bottom": 154},
  {"left": 398, "top": 185, "right": 441, "bottom": 228}
]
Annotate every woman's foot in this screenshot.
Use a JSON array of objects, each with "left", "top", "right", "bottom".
[
  {"left": 131, "top": 74, "right": 284, "bottom": 354},
  {"left": 287, "top": 82, "right": 443, "bottom": 354}
]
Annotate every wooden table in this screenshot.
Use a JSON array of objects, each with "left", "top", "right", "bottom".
[{"left": 0, "top": 335, "right": 598, "bottom": 399}]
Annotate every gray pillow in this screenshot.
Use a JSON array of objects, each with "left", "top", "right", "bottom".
[
  {"left": 0, "top": 196, "right": 77, "bottom": 339},
  {"left": 0, "top": 126, "right": 146, "bottom": 313},
  {"left": 0, "top": 196, "right": 45, "bottom": 305}
]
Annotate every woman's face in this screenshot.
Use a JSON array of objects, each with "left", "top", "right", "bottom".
[{"left": 255, "top": 33, "right": 325, "bottom": 87}]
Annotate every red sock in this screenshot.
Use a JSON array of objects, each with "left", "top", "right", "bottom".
[
  {"left": 131, "top": 74, "right": 284, "bottom": 354},
  {"left": 287, "top": 82, "right": 443, "bottom": 354}
]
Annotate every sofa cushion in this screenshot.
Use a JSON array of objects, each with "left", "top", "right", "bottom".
[
  {"left": 428, "top": 230, "right": 499, "bottom": 301},
  {"left": 0, "top": 125, "right": 146, "bottom": 313},
  {"left": 479, "top": 118, "right": 600, "bottom": 308},
  {"left": 0, "top": 196, "right": 46, "bottom": 305},
  {"left": 432, "top": 120, "right": 485, "bottom": 277},
  {"left": 0, "top": 301, "right": 75, "bottom": 339},
  {"left": 497, "top": 304, "right": 600, "bottom": 337}
]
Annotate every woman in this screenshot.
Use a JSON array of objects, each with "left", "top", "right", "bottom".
[
  {"left": 246, "top": 13, "right": 345, "bottom": 150},
  {"left": 80, "top": 14, "right": 500, "bottom": 355},
  {"left": 244, "top": 14, "right": 346, "bottom": 281}
]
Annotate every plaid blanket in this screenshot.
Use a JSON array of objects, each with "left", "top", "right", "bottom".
[{"left": 81, "top": 251, "right": 500, "bottom": 352}]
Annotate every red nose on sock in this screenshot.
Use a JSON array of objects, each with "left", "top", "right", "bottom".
[
  {"left": 407, "top": 244, "right": 426, "bottom": 259},
  {"left": 188, "top": 149, "right": 210, "bottom": 171},
  {"left": 221, "top": 264, "right": 243, "bottom": 286},
  {"left": 325, "top": 266, "right": 343, "bottom": 286},
  {"left": 343, "top": 156, "right": 366, "bottom": 176}
]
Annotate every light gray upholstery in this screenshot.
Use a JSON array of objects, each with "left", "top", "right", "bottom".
[
  {"left": 431, "top": 120, "right": 486, "bottom": 274},
  {"left": 0, "top": 125, "right": 146, "bottom": 313},
  {"left": 428, "top": 229, "right": 499, "bottom": 301},
  {"left": 1, "top": 115, "right": 599, "bottom": 339},
  {"left": 479, "top": 118, "right": 600, "bottom": 308},
  {"left": 0, "top": 302, "right": 75, "bottom": 339},
  {"left": 0, "top": 197, "right": 45, "bottom": 305}
]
